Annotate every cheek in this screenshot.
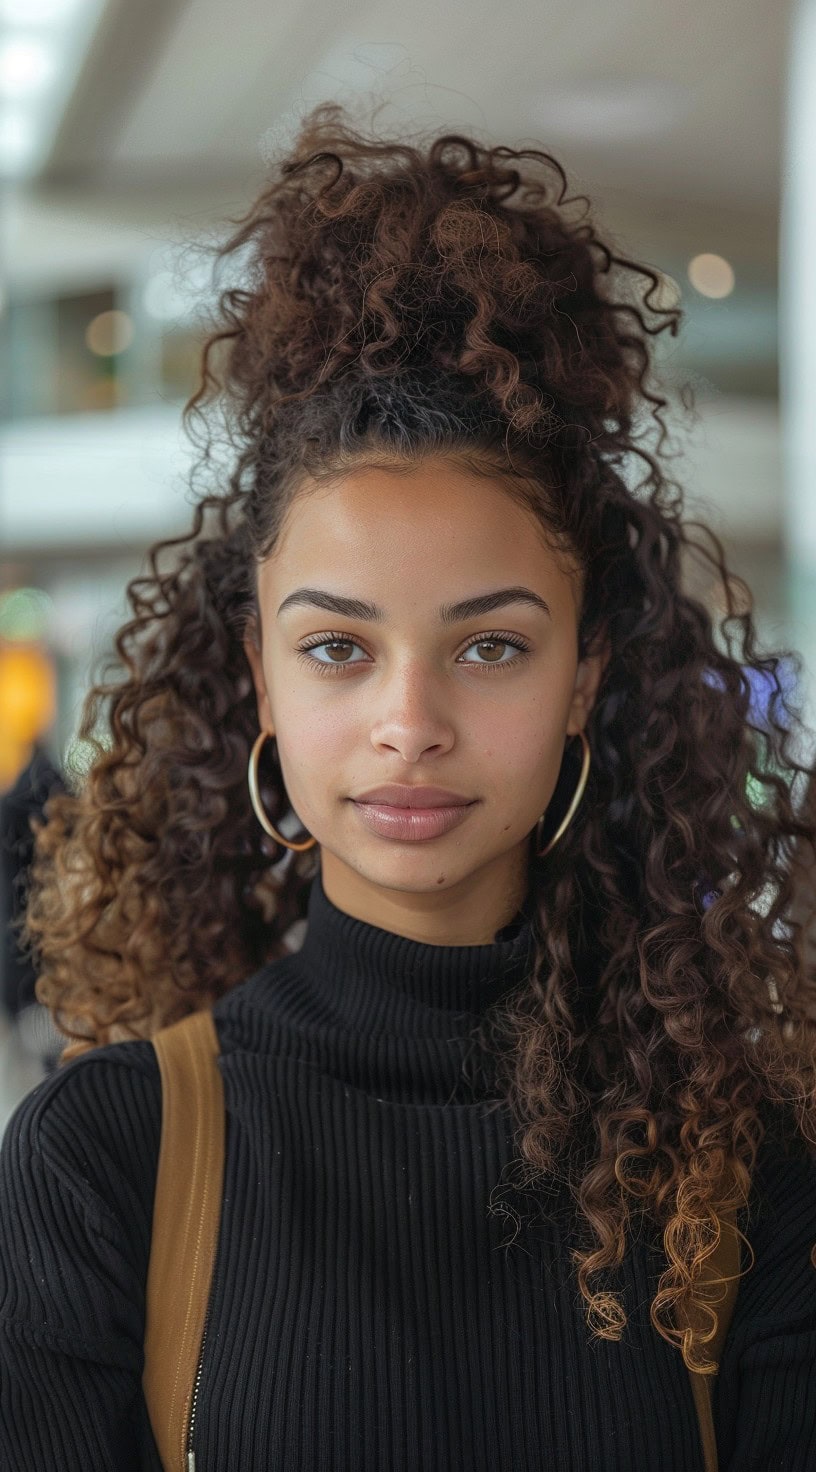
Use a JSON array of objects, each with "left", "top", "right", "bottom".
[
  {"left": 517, "top": 669, "right": 578, "bottom": 780},
  {"left": 271, "top": 697, "right": 353, "bottom": 800},
  {"left": 480, "top": 711, "right": 568, "bottom": 794}
]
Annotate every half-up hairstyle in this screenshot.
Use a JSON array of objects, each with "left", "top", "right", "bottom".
[{"left": 20, "top": 101, "right": 816, "bottom": 1372}]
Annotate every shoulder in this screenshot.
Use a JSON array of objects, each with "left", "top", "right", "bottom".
[
  {"left": 0, "top": 1040, "right": 165, "bottom": 1382},
  {"left": 713, "top": 1123, "right": 816, "bottom": 1464},
  {"left": 6, "top": 1035, "right": 161, "bottom": 1136},
  {"left": 729, "top": 1123, "right": 816, "bottom": 1336},
  {"left": 0, "top": 1038, "right": 162, "bottom": 1235},
  {"left": 745, "top": 1119, "right": 816, "bottom": 1239}
]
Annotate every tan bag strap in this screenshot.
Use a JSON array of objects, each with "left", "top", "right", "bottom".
[
  {"left": 677, "top": 1209, "right": 741, "bottom": 1472},
  {"left": 143, "top": 1008, "right": 225, "bottom": 1472}
]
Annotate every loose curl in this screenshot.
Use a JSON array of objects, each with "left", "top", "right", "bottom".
[{"left": 20, "top": 101, "right": 816, "bottom": 1373}]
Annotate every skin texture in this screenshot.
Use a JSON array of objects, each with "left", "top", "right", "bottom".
[{"left": 243, "top": 456, "right": 607, "bottom": 945}]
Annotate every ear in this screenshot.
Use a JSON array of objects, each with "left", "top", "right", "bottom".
[
  {"left": 242, "top": 616, "right": 273, "bottom": 730},
  {"left": 566, "top": 634, "right": 610, "bottom": 736}
]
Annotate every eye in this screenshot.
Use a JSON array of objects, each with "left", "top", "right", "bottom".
[
  {"left": 459, "top": 634, "right": 531, "bottom": 669},
  {"left": 295, "top": 636, "right": 369, "bottom": 673},
  {"left": 294, "top": 631, "right": 532, "bottom": 676}
]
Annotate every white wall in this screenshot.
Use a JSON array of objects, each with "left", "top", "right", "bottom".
[
  {"left": 0, "top": 405, "right": 196, "bottom": 550},
  {"left": 0, "top": 394, "right": 784, "bottom": 552}
]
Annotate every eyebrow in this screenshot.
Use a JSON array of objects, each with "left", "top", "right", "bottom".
[{"left": 276, "top": 585, "right": 552, "bottom": 624}]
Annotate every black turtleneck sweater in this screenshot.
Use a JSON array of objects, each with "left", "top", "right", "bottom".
[{"left": 2, "top": 869, "right": 816, "bottom": 1470}]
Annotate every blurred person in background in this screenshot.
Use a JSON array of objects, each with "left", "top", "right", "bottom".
[
  {"left": 0, "top": 739, "right": 66, "bottom": 1073},
  {"left": 1, "top": 103, "right": 816, "bottom": 1471},
  {"left": 0, "top": 628, "right": 65, "bottom": 1080}
]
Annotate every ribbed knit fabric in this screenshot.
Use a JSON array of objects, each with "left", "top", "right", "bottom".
[{"left": 2, "top": 867, "right": 816, "bottom": 1470}]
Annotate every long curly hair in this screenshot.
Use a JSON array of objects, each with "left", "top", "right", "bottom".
[{"left": 21, "top": 101, "right": 816, "bottom": 1372}]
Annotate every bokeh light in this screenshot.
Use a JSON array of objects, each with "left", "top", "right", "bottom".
[
  {"left": 85, "top": 309, "right": 134, "bottom": 356},
  {"left": 687, "top": 252, "right": 735, "bottom": 299},
  {"left": 0, "top": 587, "right": 54, "bottom": 643}
]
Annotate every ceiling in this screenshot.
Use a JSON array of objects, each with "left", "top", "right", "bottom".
[
  {"left": 1, "top": 0, "right": 795, "bottom": 292},
  {"left": 46, "top": 0, "right": 792, "bottom": 209}
]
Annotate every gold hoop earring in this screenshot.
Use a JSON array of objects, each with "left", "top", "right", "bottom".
[
  {"left": 247, "top": 730, "right": 318, "bottom": 852},
  {"left": 535, "top": 728, "right": 591, "bottom": 858}
]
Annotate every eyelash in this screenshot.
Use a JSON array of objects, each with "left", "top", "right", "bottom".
[{"left": 294, "top": 630, "right": 532, "bottom": 677}]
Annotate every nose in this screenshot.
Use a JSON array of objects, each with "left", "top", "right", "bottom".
[{"left": 367, "top": 659, "right": 457, "bottom": 763}]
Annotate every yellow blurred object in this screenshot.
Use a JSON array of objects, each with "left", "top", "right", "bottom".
[{"left": 0, "top": 642, "right": 57, "bottom": 791}]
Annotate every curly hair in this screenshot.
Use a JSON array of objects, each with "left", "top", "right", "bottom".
[{"left": 20, "top": 101, "right": 816, "bottom": 1374}]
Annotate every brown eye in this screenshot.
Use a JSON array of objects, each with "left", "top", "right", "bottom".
[
  {"left": 462, "top": 639, "right": 510, "bottom": 663},
  {"left": 318, "top": 640, "right": 356, "bottom": 664},
  {"left": 295, "top": 635, "right": 369, "bottom": 673},
  {"left": 458, "top": 633, "right": 531, "bottom": 670}
]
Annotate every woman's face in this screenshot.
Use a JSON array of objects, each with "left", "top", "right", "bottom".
[{"left": 244, "top": 456, "right": 607, "bottom": 944}]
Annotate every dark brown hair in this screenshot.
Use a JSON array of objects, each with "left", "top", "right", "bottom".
[{"left": 21, "top": 102, "right": 816, "bottom": 1372}]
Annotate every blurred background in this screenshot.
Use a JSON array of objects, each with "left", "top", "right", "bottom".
[{"left": 2, "top": 0, "right": 815, "bottom": 1127}]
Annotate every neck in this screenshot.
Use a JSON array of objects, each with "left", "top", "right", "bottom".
[{"left": 319, "top": 847, "right": 532, "bottom": 946}]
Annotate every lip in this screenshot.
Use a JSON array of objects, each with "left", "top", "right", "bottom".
[
  {"left": 352, "top": 785, "right": 474, "bottom": 808},
  {"left": 351, "top": 800, "right": 477, "bottom": 842}
]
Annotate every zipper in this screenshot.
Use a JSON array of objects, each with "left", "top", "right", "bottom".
[{"left": 185, "top": 1299, "right": 212, "bottom": 1472}]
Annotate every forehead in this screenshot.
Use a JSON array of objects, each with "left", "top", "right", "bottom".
[{"left": 260, "top": 460, "right": 580, "bottom": 612}]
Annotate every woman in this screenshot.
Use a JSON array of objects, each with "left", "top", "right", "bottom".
[{"left": 1, "top": 103, "right": 815, "bottom": 1470}]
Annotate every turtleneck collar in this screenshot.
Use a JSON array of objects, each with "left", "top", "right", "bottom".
[{"left": 292, "top": 867, "right": 535, "bottom": 1036}]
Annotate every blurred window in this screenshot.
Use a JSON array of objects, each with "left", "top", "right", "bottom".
[{"left": 1, "top": 284, "right": 205, "bottom": 420}]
